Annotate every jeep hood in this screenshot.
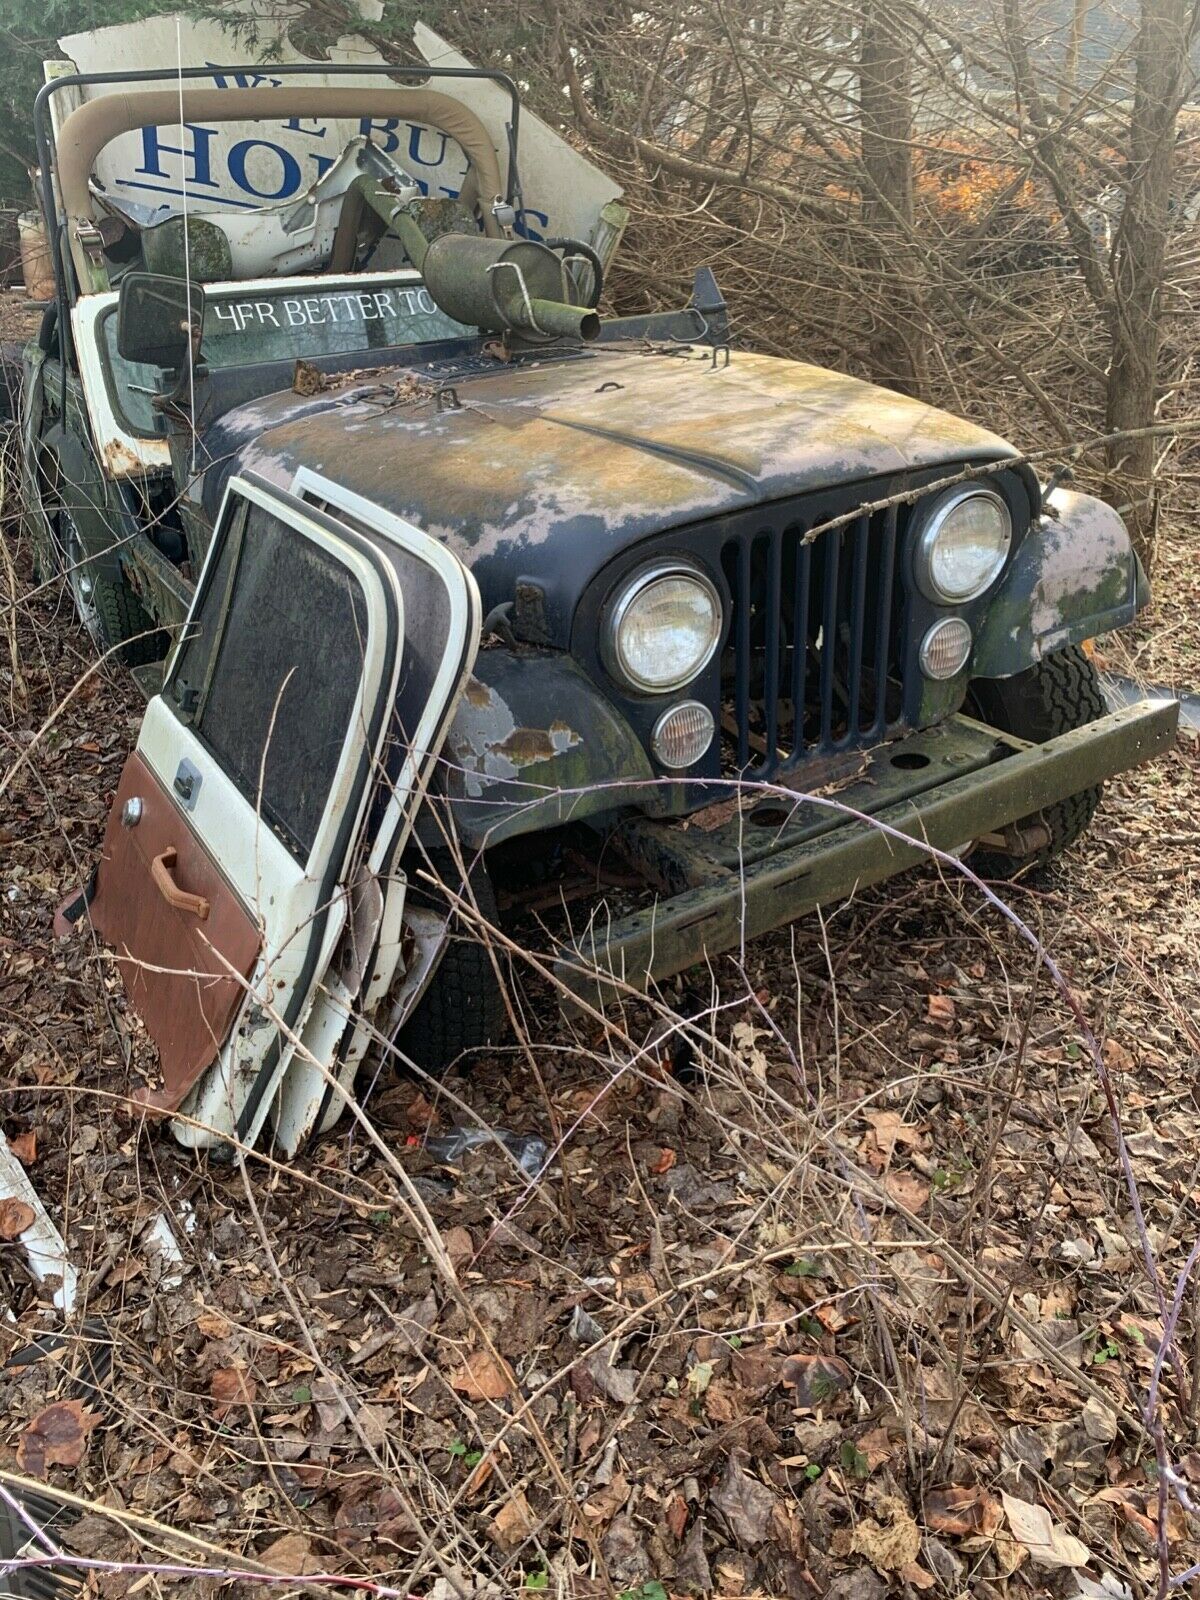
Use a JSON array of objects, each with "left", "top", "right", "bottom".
[{"left": 205, "top": 347, "right": 1018, "bottom": 641}]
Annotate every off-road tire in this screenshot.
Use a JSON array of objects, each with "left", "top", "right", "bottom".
[
  {"left": 59, "top": 506, "right": 162, "bottom": 667},
  {"left": 90, "top": 570, "right": 163, "bottom": 668},
  {"left": 965, "top": 645, "right": 1106, "bottom": 877},
  {"left": 395, "top": 859, "right": 509, "bottom": 1075}
]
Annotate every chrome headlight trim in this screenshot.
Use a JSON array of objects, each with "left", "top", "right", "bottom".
[
  {"left": 919, "top": 616, "right": 973, "bottom": 680},
  {"left": 602, "top": 561, "right": 723, "bottom": 693},
  {"left": 651, "top": 700, "right": 717, "bottom": 769},
  {"left": 914, "top": 487, "right": 1012, "bottom": 603}
]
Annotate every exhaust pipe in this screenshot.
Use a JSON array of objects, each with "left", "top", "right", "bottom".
[{"left": 392, "top": 207, "right": 599, "bottom": 344}]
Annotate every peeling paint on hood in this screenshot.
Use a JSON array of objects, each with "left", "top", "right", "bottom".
[{"left": 203, "top": 345, "right": 1017, "bottom": 642}]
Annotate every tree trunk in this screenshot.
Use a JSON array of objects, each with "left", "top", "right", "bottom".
[
  {"left": 1105, "top": 0, "right": 1195, "bottom": 576},
  {"left": 1059, "top": 0, "right": 1089, "bottom": 110},
  {"left": 859, "top": 2, "right": 928, "bottom": 398}
]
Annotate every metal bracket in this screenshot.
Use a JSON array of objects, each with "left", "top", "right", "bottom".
[
  {"left": 975, "top": 816, "right": 1053, "bottom": 856},
  {"left": 487, "top": 258, "right": 545, "bottom": 335}
]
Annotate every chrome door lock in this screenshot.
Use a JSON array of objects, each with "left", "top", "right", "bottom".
[{"left": 121, "top": 796, "right": 144, "bottom": 828}]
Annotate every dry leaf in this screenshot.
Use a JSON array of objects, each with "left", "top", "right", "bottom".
[
  {"left": 582, "top": 1349, "right": 638, "bottom": 1404},
  {"left": 406, "top": 1091, "right": 437, "bottom": 1130},
  {"left": 355, "top": 1402, "right": 393, "bottom": 1449},
  {"left": 703, "top": 1376, "right": 744, "bottom": 1423},
  {"left": 451, "top": 1350, "right": 515, "bottom": 1400},
  {"left": 582, "top": 1471, "right": 629, "bottom": 1525},
  {"left": 441, "top": 1226, "right": 475, "bottom": 1266},
  {"left": 856, "top": 1426, "right": 894, "bottom": 1471},
  {"left": 210, "top": 1366, "right": 257, "bottom": 1413},
  {"left": 927, "top": 993, "right": 956, "bottom": 1025},
  {"left": 0, "top": 1197, "right": 35, "bottom": 1240},
  {"left": 260, "top": 1531, "right": 319, "bottom": 1576},
  {"left": 666, "top": 1493, "right": 688, "bottom": 1540},
  {"left": 885, "top": 1170, "right": 931, "bottom": 1211},
  {"left": 17, "top": 1399, "right": 99, "bottom": 1478},
  {"left": 850, "top": 1494, "right": 921, "bottom": 1570},
  {"left": 712, "top": 1450, "right": 776, "bottom": 1546},
  {"left": 731, "top": 1019, "right": 770, "bottom": 1081},
  {"left": 863, "top": 1111, "right": 923, "bottom": 1156},
  {"left": 900, "top": 1561, "right": 937, "bottom": 1590},
  {"left": 1001, "top": 1491, "right": 1091, "bottom": 1569},
  {"left": 676, "top": 1517, "right": 712, "bottom": 1592},
  {"left": 924, "top": 1485, "right": 1003, "bottom": 1537},
  {"left": 8, "top": 1132, "right": 37, "bottom": 1165},
  {"left": 492, "top": 1489, "right": 536, "bottom": 1550},
  {"left": 779, "top": 1352, "right": 852, "bottom": 1408}
]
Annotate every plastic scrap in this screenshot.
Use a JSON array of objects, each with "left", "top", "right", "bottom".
[
  {"left": 421, "top": 1127, "right": 548, "bottom": 1179},
  {"left": 0, "top": 1133, "right": 76, "bottom": 1313}
]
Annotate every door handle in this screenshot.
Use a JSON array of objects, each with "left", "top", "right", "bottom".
[{"left": 151, "top": 849, "right": 210, "bottom": 921}]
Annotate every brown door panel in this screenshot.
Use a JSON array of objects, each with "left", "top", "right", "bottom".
[{"left": 88, "top": 752, "right": 261, "bottom": 1114}]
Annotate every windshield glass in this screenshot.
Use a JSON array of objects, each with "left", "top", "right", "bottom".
[
  {"left": 200, "top": 281, "right": 470, "bottom": 364},
  {"left": 97, "top": 275, "right": 472, "bottom": 437}
]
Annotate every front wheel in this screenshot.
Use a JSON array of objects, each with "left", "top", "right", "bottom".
[
  {"left": 393, "top": 857, "right": 509, "bottom": 1075},
  {"left": 965, "top": 645, "right": 1107, "bottom": 877}
]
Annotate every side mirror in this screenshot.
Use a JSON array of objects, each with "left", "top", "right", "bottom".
[{"left": 116, "top": 272, "right": 205, "bottom": 370}]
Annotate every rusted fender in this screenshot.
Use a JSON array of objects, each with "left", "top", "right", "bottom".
[
  {"left": 444, "top": 650, "right": 654, "bottom": 846},
  {"left": 972, "top": 489, "right": 1148, "bottom": 678}
]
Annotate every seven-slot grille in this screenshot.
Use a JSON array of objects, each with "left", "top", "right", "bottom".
[{"left": 719, "top": 502, "right": 912, "bottom": 779}]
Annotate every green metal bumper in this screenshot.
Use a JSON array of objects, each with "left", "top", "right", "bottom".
[{"left": 553, "top": 697, "right": 1179, "bottom": 1010}]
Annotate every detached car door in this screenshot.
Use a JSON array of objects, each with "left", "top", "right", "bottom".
[{"left": 74, "top": 475, "right": 405, "bottom": 1143}]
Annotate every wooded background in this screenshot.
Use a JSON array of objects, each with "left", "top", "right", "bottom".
[{"left": 3, "top": 0, "right": 1198, "bottom": 573}]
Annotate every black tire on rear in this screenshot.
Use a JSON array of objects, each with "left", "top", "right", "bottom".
[
  {"left": 92, "top": 570, "right": 164, "bottom": 668},
  {"left": 59, "top": 507, "right": 163, "bottom": 667},
  {"left": 394, "top": 857, "right": 509, "bottom": 1075},
  {"left": 965, "top": 645, "right": 1107, "bottom": 877}
]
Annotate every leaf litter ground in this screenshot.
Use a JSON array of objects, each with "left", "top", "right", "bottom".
[{"left": 3, "top": 517, "right": 1200, "bottom": 1599}]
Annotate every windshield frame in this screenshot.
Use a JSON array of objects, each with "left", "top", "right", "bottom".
[{"left": 89, "top": 266, "right": 476, "bottom": 446}]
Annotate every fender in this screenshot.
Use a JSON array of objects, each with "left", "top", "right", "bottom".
[
  {"left": 973, "top": 489, "right": 1148, "bottom": 679},
  {"left": 38, "top": 416, "right": 131, "bottom": 587},
  {"left": 444, "top": 650, "right": 655, "bottom": 847}
]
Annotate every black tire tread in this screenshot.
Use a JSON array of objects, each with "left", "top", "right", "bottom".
[
  {"left": 92, "top": 571, "right": 163, "bottom": 667},
  {"left": 966, "top": 646, "right": 1105, "bottom": 876},
  {"left": 57, "top": 504, "right": 163, "bottom": 667},
  {"left": 394, "top": 863, "right": 508, "bottom": 1074}
]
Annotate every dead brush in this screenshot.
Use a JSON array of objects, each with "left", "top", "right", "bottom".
[{"left": 6, "top": 721, "right": 1199, "bottom": 1594}]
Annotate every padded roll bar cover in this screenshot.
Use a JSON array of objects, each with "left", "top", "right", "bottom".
[{"left": 58, "top": 85, "right": 505, "bottom": 277}]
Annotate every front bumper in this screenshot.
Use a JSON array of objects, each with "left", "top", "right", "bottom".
[{"left": 553, "top": 697, "right": 1178, "bottom": 1010}]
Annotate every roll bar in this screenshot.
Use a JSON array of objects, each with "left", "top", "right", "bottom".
[
  {"left": 57, "top": 86, "right": 505, "bottom": 282},
  {"left": 33, "top": 62, "right": 523, "bottom": 323}
]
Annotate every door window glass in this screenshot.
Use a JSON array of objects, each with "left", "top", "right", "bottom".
[{"left": 168, "top": 501, "right": 368, "bottom": 859}]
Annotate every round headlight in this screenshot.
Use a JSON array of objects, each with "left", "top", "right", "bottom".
[
  {"left": 915, "top": 490, "right": 1012, "bottom": 603},
  {"left": 604, "top": 565, "right": 722, "bottom": 692}
]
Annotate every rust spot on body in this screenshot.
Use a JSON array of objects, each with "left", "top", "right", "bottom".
[
  {"left": 490, "top": 726, "right": 572, "bottom": 764},
  {"left": 102, "top": 436, "right": 153, "bottom": 476}
]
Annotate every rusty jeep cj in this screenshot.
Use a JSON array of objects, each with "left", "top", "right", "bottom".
[{"left": 20, "top": 63, "right": 1177, "bottom": 1154}]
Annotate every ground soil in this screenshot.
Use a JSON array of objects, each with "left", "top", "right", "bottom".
[{"left": 3, "top": 498, "right": 1200, "bottom": 1599}]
